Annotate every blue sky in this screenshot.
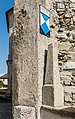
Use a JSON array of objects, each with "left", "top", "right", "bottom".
[{"left": 0, "top": 0, "right": 14, "bottom": 75}]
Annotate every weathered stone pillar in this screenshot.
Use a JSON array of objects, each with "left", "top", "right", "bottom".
[
  {"left": 12, "top": 0, "right": 61, "bottom": 118},
  {"left": 12, "top": 0, "right": 38, "bottom": 119},
  {"left": 12, "top": 0, "right": 51, "bottom": 119},
  {"left": 42, "top": 43, "right": 64, "bottom": 107}
]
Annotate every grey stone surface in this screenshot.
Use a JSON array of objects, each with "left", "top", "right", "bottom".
[
  {"left": 56, "top": 0, "right": 75, "bottom": 106},
  {"left": 13, "top": 0, "right": 38, "bottom": 107},
  {"left": 12, "top": 0, "right": 52, "bottom": 119},
  {"left": 42, "top": 84, "right": 64, "bottom": 107},
  {"left": 14, "top": 106, "right": 35, "bottom": 119},
  {"left": 36, "top": 1, "right": 58, "bottom": 118},
  {"left": 64, "top": 93, "right": 72, "bottom": 102},
  {"left": 70, "top": 0, "right": 75, "bottom": 3},
  {"left": 43, "top": 43, "right": 64, "bottom": 107},
  {"left": 11, "top": 0, "right": 75, "bottom": 118},
  {"left": 63, "top": 62, "right": 75, "bottom": 70},
  {"left": 0, "top": 102, "right": 11, "bottom": 119},
  {"left": 65, "top": 86, "right": 75, "bottom": 93},
  {"left": 42, "top": 85, "right": 54, "bottom": 106},
  {"left": 45, "top": 43, "right": 60, "bottom": 84},
  {"left": 41, "top": 105, "right": 75, "bottom": 119}
]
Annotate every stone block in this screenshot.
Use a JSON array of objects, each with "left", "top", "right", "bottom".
[
  {"left": 70, "top": 81, "right": 75, "bottom": 86},
  {"left": 70, "top": 3, "right": 75, "bottom": 8},
  {"left": 45, "top": 43, "right": 60, "bottom": 84},
  {"left": 63, "top": 62, "right": 75, "bottom": 70},
  {"left": 60, "top": 75, "right": 72, "bottom": 85},
  {"left": 59, "top": 42, "right": 71, "bottom": 51},
  {"left": 60, "top": 75, "right": 72, "bottom": 81},
  {"left": 56, "top": 2, "right": 65, "bottom": 14},
  {"left": 64, "top": 81, "right": 71, "bottom": 86},
  {"left": 14, "top": 106, "right": 35, "bottom": 119},
  {"left": 64, "top": 86, "right": 75, "bottom": 93},
  {"left": 69, "top": 25, "right": 75, "bottom": 30},
  {"left": 60, "top": 71, "right": 71, "bottom": 77},
  {"left": 13, "top": 0, "right": 39, "bottom": 107},
  {"left": 63, "top": 0, "right": 69, "bottom": 2},
  {"left": 65, "top": 93, "right": 72, "bottom": 102},
  {"left": 64, "top": 12, "right": 72, "bottom": 18},
  {"left": 42, "top": 84, "right": 64, "bottom": 107},
  {"left": 73, "top": 16, "right": 75, "bottom": 22},
  {"left": 70, "top": 0, "right": 75, "bottom": 2},
  {"left": 72, "top": 93, "right": 75, "bottom": 100},
  {"left": 57, "top": 33, "right": 67, "bottom": 39},
  {"left": 72, "top": 71, "right": 75, "bottom": 77}
]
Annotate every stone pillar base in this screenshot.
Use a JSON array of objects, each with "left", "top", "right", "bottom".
[
  {"left": 13, "top": 106, "right": 35, "bottom": 119},
  {"left": 42, "top": 84, "right": 64, "bottom": 107}
]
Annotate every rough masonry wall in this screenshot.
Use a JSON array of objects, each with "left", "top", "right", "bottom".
[{"left": 54, "top": 0, "right": 75, "bottom": 106}]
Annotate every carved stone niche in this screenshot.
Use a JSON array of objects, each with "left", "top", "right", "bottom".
[{"left": 56, "top": 2, "right": 65, "bottom": 12}]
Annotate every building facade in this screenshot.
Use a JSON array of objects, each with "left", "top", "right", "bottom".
[{"left": 6, "top": 8, "right": 13, "bottom": 96}]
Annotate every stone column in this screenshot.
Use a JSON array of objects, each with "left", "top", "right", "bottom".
[
  {"left": 12, "top": 0, "right": 38, "bottom": 119},
  {"left": 12, "top": 0, "right": 58, "bottom": 119},
  {"left": 42, "top": 43, "right": 64, "bottom": 107}
]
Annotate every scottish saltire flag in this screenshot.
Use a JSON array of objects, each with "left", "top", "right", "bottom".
[{"left": 40, "top": 5, "right": 50, "bottom": 37}]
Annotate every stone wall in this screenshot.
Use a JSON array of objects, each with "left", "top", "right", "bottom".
[
  {"left": 54, "top": 0, "right": 75, "bottom": 106},
  {"left": 12, "top": 0, "right": 63, "bottom": 118},
  {"left": 12, "top": 0, "right": 75, "bottom": 118},
  {"left": 12, "top": 0, "right": 52, "bottom": 119}
]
